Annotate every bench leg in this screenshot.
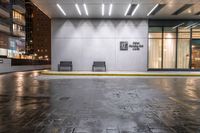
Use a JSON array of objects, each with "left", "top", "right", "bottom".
[{"left": 58, "top": 65, "right": 60, "bottom": 71}]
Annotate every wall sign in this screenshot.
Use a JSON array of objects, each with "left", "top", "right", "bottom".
[
  {"left": 120, "top": 41, "right": 143, "bottom": 51},
  {"left": 129, "top": 42, "right": 144, "bottom": 51}
]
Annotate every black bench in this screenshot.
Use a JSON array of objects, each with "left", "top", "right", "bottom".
[
  {"left": 58, "top": 61, "right": 72, "bottom": 71},
  {"left": 92, "top": 61, "right": 106, "bottom": 72}
]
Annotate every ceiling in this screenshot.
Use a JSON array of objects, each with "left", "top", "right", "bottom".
[{"left": 31, "top": 0, "right": 200, "bottom": 19}]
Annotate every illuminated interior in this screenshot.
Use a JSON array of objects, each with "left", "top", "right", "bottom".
[{"left": 148, "top": 26, "right": 200, "bottom": 70}]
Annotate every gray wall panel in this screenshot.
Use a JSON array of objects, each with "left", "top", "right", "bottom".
[{"left": 52, "top": 19, "right": 148, "bottom": 71}]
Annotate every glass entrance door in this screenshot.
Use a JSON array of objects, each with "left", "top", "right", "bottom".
[{"left": 191, "top": 40, "right": 200, "bottom": 69}]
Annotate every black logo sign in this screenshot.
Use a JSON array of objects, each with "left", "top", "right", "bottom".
[{"left": 120, "top": 41, "right": 128, "bottom": 51}]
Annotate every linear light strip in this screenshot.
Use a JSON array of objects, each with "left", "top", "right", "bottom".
[
  {"left": 83, "top": 4, "right": 88, "bottom": 16},
  {"left": 56, "top": 4, "right": 66, "bottom": 16},
  {"left": 75, "top": 4, "right": 82, "bottom": 15},
  {"left": 102, "top": 4, "right": 105, "bottom": 16},
  {"left": 172, "top": 23, "right": 185, "bottom": 29},
  {"left": 147, "top": 4, "right": 159, "bottom": 16},
  {"left": 124, "top": 4, "right": 131, "bottom": 16},
  {"left": 109, "top": 4, "right": 113, "bottom": 16},
  {"left": 185, "top": 23, "right": 198, "bottom": 29},
  {"left": 131, "top": 4, "right": 140, "bottom": 16},
  {"left": 192, "top": 23, "right": 200, "bottom": 28}
]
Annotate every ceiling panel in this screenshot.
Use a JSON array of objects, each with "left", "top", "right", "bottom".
[{"left": 31, "top": 0, "right": 200, "bottom": 19}]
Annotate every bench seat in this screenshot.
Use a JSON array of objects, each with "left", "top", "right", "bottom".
[
  {"left": 58, "top": 61, "right": 72, "bottom": 71},
  {"left": 92, "top": 61, "right": 106, "bottom": 72}
]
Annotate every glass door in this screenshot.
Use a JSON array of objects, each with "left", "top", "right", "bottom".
[{"left": 191, "top": 40, "right": 200, "bottom": 69}]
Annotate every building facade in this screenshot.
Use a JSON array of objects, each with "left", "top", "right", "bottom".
[
  {"left": 25, "top": 0, "right": 51, "bottom": 61},
  {"left": 51, "top": 19, "right": 200, "bottom": 71},
  {"left": 0, "top": 0, "right": 11, "bottom": 57},
  {"left": 0, "top": 0, "right": 25, "bottom": 59},
  {"left": 0, "top": 0, "right": 51, "bottom": 60}
]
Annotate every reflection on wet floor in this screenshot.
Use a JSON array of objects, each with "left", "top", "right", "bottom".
[{"left": 0, "top": 71, "right": 200, "bottom": 133}]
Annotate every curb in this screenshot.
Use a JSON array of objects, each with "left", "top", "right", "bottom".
[{"left": 41, "top": 71, "right": 200, "bottom": 77}]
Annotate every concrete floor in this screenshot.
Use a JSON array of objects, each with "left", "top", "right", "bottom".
[{"left": 0, "top": 71, "right": 200, "bottom": 133}]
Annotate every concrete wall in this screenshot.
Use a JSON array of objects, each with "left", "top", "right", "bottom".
[
  {"left": 0, "top": 58, "right": 50, "bottom": 73},
  {"left": 51, "top": 19, "right": 148, "bottom": 71}
]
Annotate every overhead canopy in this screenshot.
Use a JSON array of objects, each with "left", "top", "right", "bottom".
[{"left": 31, "top": 0, "right": 200, "bottom": 19}]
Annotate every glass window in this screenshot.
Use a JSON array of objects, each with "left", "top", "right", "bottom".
[
  {"left": 192, "top": 32, "right": 200, "bottom": 39},
  {"left": 148, "top": 24, "right": 193, "bottom": 69},
  {"left": 163, "top": 27, "right": 176, "bottom": 38},
  {"left": 164, "top": 33, "right": 176, "bottom": 38},
  {"left": 13, "top": 10, "right": 24, "bottom": 21},
  {"left": 191, "top": 40, "right": 200, "bottom": 69},
  {"left": 192, "top": 27, "right": 200, "bottom": 39},
  {"left": 149, "top": 27, "right": 162, "bottom": 38},
  {"left": 177, "top": 39, "right": 190, "bottom": 68},
  {"left": 164, "top": 27, "right": 176, "bottom": 33},
  {"left": 163, "top": 39, "right": 176, "bottom": 68},
  {"left": 178, "top": 33, "right": 190, "bottom": 38},
  {"left": 149, "top": 27, "right": 162, "bottom": 33},
  {"left": 0, "top": 32, "right": 8, "bottom": 49},
  {"left": 178, "top": 27, "right": 190, "bottom": 32},
  {"left": 192, "top": 28, "right": 200, "bottom": 32},
  {"left": 13, "top": 24, "right": 17, "bottom": 31},
  {"left": 148, "top": 33, "right": 162, "bottom": 38},
  {"left": 148, "top": 39, "right": 162, "bottom": 68}
]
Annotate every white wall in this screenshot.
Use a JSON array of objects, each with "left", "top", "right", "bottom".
[
  {"left": 0, "top": 58, "right": 50, "bottom": 73},
  {"left": 52, "top": 19, "right": 148, "bottom": 71}
]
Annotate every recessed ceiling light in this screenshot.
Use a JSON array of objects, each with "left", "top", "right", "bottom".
[
  {"left": 109, "top": 4, "right": 113, "bottom": 16},
  {"left": 131, "top": 4, "right": 140, "bottom": 16},
  {"left": 75, "top": 4, "right": 82, "bottom": 16},
  {"left": 124, "top": 4, "right": 131, "bottom": 16},
  {"left": 56, "top": 4, "right": 66, "bottom": 16},
  {"left": 83, "top": 4, "right": 88, "bottom": 16},
  {"left": 147, "top": 4, "right": 159, "bottom": 16},
  {"left": 102, "top": 4, "right": 105, "bottom": 16}
]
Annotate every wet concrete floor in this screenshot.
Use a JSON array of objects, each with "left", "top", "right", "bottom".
[{"left": 0, "top": 71, "right": 200, "bottom": 133}]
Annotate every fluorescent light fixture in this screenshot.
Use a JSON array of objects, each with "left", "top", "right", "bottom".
[
  {"left": 83, "top": 4, "right": 88, "bottom": 16},
  {"left": 124, "top": 4, "right": 131, "bottom": 16},
  {"left": 172, "top": 23, "right": 185, "bottom": 29},
  {"left": 147, "top": 4, "right": 159, "bottom": 16},
  {"left": 102, "top": 4, "right": 105, "bottom": 16},
  {"left": 131, "top": 4, "right": 140, "bottom": 16},
  {"left": 192, "top": 23, "right": 200, "bottom": 28},
  {"left": 56, "top": 4, "right": 66, "bottom": 16},
  {"left": 75, "top": 4, "right": 82, "bottom": 15},
  {"left": 109, "top": 4, "right": 113, "bottom": 16},
  {"left": 185, "top": 23, "right": 198, "bottom": 29}
]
